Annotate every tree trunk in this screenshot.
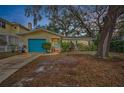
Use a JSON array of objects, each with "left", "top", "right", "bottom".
[{"left": 96, "top": 6, "right": 120, "bottom": 58}]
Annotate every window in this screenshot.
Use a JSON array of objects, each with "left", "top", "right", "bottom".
[
  {"left": 0, "top": 35, "right": 7, "bottom": 45},
  {"left": 0, "top": 20, "right": 6, "bottom": 28}
]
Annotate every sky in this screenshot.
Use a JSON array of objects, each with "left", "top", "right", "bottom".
[{"left": 0, "top": 5, "right": 49, "bottom": 28}]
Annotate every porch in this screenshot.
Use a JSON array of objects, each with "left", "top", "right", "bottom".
[{"left": 0, "top": 33, "right": 23, "bottom": 52}]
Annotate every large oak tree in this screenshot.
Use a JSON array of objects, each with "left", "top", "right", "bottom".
[{"left": 96, "top": 6, "right": 124, "bottom": 58}]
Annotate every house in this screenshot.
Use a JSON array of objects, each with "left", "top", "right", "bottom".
[
  {"left": 0, "top": 18, "right": 30, "bottom": 52},
  {"left": 0, "top": 18, "right": 62, "bottom": 53},
  {"left": 18, "top": 28, "right": 62, "bottom": 52}
]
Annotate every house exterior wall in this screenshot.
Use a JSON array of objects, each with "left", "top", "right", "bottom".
[
  {"left": 19, "top": 31, "right": 61, "bottom": 52},
  {"left": 18, "top": 26, "right": 29, "bottom": 33},
  {"left": 11, "top": 25, "right": 29, "bottom": 33},
  {"left": 0, "top": 23, "right": 13, "bottom": 34},
  {"left": 0, "top": 24, "right": 29, "bottom": 34}
]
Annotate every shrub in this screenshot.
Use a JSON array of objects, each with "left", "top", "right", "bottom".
[
  {"left": 61, "top": 42, "right": 70, "bottom": 52},
  {"left": 77, "top": 43, "right": 97, "bottom": 51},
  {"left": 93, "top": 33, "right": 100, "bottom": 47},
  {"left": 110, "top": 40, "right": 124, "bottom": 52},
  {"left": 88, "top": 43, "right": 97, "bottom": 51},
  {"left": 77, "top": 43, "right": 89, "bottom": 51},
  {"left": 42, "top": 42, "right": 52, "bottom": 53}
]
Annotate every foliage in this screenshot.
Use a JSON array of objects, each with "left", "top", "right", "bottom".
[
  {"left": 42, "top": 42, "right": 52, "bottom": 53},
  {"left": 25, "top": 6, "right": 107, "bottom": 37},
  {"left": 88, "top": 43, "right": 97, "bottom": 51},
  {"left": 61, "top": 42, "right": 71, "bottom": 52},
  {"left": 110, "top": 40, "right": 124, "bottom": 52},
  {"left": 25, "top": 6, "right": 42, "bottom": 26},
  {"left": 119, "top": 30, "right": 124, "bottom": 37},
  {"left": 77, "top": 43, "right": 88, "bottom": 51},
  {"left": 117, "top": 18, "right": 124, "bottom": 37},
  {"left": 77, "top": 43, "right": 97, "bottom": 51},
  {"left": 93, "top": 33, "right": 100, "bottom": 46},
  {"left": 46, "top": 23, "right": 59, "bottom": 33}
]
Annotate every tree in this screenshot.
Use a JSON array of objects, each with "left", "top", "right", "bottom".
[
  {"left": 67, "top": 6, "right": 107, "bottom": 37},
  {"left": 25, "top": 5, "right": 42, "bottom": 27},
  {"left": 116, "top": 15, "right": 124, "bottom": 38},
  {"left": 96, "top": 6, "right": 124, "bottom": 58},
  {"left": 25, "top": 6, "right": 97, "bottom": 37},
  {"left": 45, "top": 6, "right": 86, "bottom": 37},
  {"left": 67, "top": 6, "right": 94, "bottom": 37},
  {"left": 90, "top": 6, "right": 107, "bottom": 33}
]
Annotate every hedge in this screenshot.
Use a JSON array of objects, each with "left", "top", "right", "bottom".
[{"left": 110, "top": 40, "right": 124, "bottom": 52}]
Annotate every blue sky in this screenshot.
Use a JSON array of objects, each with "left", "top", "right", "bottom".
[{"left": 0, "top": 5, "right": 48, "bottom": 28}]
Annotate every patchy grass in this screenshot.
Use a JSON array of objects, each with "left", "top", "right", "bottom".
[{"left": 0, "top": 53, "right": 124, "bottom": 87}]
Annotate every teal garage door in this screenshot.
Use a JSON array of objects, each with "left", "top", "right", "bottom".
[{"left": 28, "top": 39, "right": 46, "bottom": 52}]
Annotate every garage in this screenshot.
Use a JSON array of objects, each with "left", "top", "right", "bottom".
[
  {"left": 18, "top": 28, "right": 61, "bottom": 53},
  {"left": 28, "top": 39, "right": 46, "bottom": 52}
]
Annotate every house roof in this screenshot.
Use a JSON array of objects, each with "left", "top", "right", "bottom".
[
  {"left": 0, "top": 17, "right": 12, "bottom": 25},
  {"left": 0, "top": 17, "right": 30, "bottom": 31},
  {"left": 11, "top": 22, "right": 30, "bottom": 31},
  {"left": 17, "top": 28, "right": 63, "bottom": 37}
]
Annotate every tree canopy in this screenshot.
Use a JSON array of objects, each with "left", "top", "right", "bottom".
[{"left": 25, "top": 5, "right": 108, "bottom": 37}]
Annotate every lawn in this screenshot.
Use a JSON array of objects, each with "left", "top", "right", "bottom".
[{"left": 0, "top": 53, "right": 124, "bottom": 87}]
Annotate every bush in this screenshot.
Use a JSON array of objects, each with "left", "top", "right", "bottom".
[
  {"left": 42, "top": 42, "right": 52, "bottom": 53},
  {"left": 88, "top": 43, "right": 97, "bottom": 51},
  {"left": 110, "top": 40, "right": 124, "bottom": 52},
  {"left": 61, "top": 42, "right": 71, "bottom": 52},
  {"left": 77, "top": 43, "right": 89, "bottom": 51},
  {"left": 77, "top": 43, "right": 97, "bottom": 51},
  {"left": 93, "top": 33, "right": 100, "bottom": 47}
]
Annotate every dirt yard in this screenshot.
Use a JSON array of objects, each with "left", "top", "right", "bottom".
[{"left": 0, "top": 53, "right": 124, "bottom": 87}]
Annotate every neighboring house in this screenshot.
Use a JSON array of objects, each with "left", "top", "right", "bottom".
[{"left": 0, "top": 18, "right": 30, "bottom": 52}]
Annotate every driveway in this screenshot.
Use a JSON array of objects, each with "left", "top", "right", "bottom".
[{"left": 0, "top": 53, "right": 41, "bottom": 83}]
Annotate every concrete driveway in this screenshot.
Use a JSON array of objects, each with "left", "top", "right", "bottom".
[{"left": 0, "top": 53, "right": 41, "bottom": 84}]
